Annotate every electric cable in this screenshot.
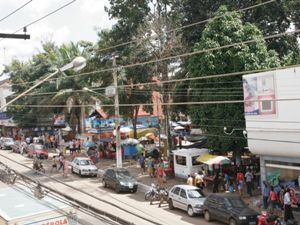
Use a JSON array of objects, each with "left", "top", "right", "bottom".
[
  {"left": 0, "top": 0, "right": 77, "bottom": 41},
  {"left": 9, "top": 27, "right": 300, "bottom": 87},
  {"left": 95, "top": 0, "right": 276, "bottom": 53},
  {"left": 9, "top": 97, "right": 300, "bottom": 108},
  {"left": 0, "top": 0, "right": 33, "bottom": 23}
]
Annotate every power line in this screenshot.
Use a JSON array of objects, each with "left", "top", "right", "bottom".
[
  {"left": 0, "top": 0, "right": 77, "bottom": 41},
  {"left": 0, "top": 0, "right": 33, "bottom": 23},
  {"left": 7, "top": 0, "right": 280, "bottom": 86},
  {"left": 9, "top": 97, "right": 300, "bottom": 108},
  {"left": 95, "top": 0, "right": 276, "bottom": 53}
]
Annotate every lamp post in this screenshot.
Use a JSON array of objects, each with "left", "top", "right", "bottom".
[{"left": 0, "top": 56, "right": 86, "bottom": 111}]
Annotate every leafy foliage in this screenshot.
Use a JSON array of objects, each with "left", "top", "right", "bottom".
[{"left": 188, "top": 6, "right": 280, "bottom": 153}]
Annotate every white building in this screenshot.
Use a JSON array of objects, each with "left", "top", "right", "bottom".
[{"left": 243, "top": 66, "right": 300, "bottom": 187}]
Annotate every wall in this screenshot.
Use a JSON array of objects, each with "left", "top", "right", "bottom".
[{"left": 244, "top": 66, "right": 300, "bottom": 157}]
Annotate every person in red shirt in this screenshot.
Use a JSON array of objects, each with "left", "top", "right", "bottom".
[
  {"left": 236, "top": 171, "right": 245, "bottom": 196},
  {"left": 269, "top": 186, "right": 278, "bottom": 212}
]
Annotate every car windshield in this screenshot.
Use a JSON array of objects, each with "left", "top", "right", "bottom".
[
  {"left": 187, "top": 189, "right": 204, "bottom": 198},
  {"left": 116, "top": 170, "right": 131, "bottom": 178},
  {"left": 226, "top": 198, "right": 246, "bottom": 208},
  {"left": 34, "top": 145, "right": 45, "bottom": 150},
  {"left": 4, "top": 138, "right": 13, "bottom": 142},
  {"left": 79, "top": 160, "right": 93, "bottom": 166}
]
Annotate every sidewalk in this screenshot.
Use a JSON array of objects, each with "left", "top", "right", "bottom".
[
  {"left": 50, "top": 151, "right": 300, "bottom": 222},
  {"left": 95, "top": 158, "right": 300, "bottom": 222}
]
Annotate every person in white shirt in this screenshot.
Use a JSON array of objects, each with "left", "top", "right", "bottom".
[{"left": 284, "top": 188, "right": 294, "bottom": 222}]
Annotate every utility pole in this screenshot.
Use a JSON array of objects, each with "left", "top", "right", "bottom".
[{"left": 112, "top": 54, "right": 122, "bottom": 168}]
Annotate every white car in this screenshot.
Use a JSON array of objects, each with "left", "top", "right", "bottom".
[
  {"left": 0, "top": 137, "right": 14, "bottom": 150},
  {"left": 70, "top": 157, "right": 98, "bottom": 177},
  {"left": 168, "top": 185, "right": 206, "bottom": 217}
]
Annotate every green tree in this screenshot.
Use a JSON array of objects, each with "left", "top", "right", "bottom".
[
  {"left": 188, "top": 6, "right": 280, "bottom": 154},
  {"left": 180, "top": 0, "right": 300, "bottom": 61}
]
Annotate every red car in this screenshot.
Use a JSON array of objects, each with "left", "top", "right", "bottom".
[{"left": 27, "top": 144, "right": 48, "bottom": 159}]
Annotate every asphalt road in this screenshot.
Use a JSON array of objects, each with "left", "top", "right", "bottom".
[{"left": 0, "top": 150, "right": 223, "bottom": 225}]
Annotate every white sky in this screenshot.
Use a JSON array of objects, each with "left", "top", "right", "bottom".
[{"left": 0, "top": 0, "right": 115, "bottom": 73}]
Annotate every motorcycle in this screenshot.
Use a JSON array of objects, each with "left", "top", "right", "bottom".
[
  {"left": 145, "top": 183, "right": 159, "bottom": 201},
  {"left": 33, "top": 160, "right": 45, "bottom": 173},
  {"left": 258, "top": 211, "right": 283, "bottom": 225}
]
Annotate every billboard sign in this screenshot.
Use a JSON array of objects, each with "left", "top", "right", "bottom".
[{"left": 243, "top": 72, "right": 276, "bottom": 116}]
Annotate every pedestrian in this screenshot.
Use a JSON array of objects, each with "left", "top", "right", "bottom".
[
  {"left": 187, "top": 174, "right": 193, "bottom": 186},
  {"left": 245, "top": 169, "right": 254, "bottom": 196},
  {"left": 284, "top": 187, "right": 294, "bottom": 222},
  {"left": 139, "top": 154, "right": 145, "bottom": 174},
  {"left": 58, "top": 153, "right": 64, "bottom": 171},
  {"left": 147, "top": 157, "right": 154, "bottom": 178},
  {"left": 194, "top": 173, "right": 202, "bottom": 189},
  {"left": 269, "top": 186, "right": 278, "bottom": 212},
  {"left": 212, "top": 172, "right": 220, "bottom": 193},
  {"left": 75, "top": 139, "right": 81, "bottom": 153},
  {"left": 63, "top": 157, "right": 68, "bottom": 178},
  {"left": 262, "top": 181, "right": 270, "bottom": 209},
  {"left": 228, "top": 180, "right": 235, "bottom": 193},
  {"left": 50, "top": 156, "right": 58, "bottom": 173},
  {"left": 157, "top": 164, "right": 164, "bottom": 188},
  {"left": 236, "top": 170, "right": 245, "bottom": 196}
]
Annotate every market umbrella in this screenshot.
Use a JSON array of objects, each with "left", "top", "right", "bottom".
[
  {"left": 205, "top": 156, "right": 231, "bottom": 165},
  {"left": 174, "top": 125, "right": 185, "bottom": 130},
  {"left": 145, "top": 132, "right": 155, "bottom": 139},
  {"left": 196, "top": 153, "right": 216, "bottom": 163},
  {"left": 122, "top": 138, "right": 139, "bottom": 145}
]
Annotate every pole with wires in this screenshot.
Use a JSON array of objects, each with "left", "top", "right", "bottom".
[{"left": 112, "top": 54, "right": 122, "bottom": 168}]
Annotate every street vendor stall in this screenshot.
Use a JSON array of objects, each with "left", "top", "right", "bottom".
[{"left": 173, "top": 148, "right": 208, "bottom": 178}]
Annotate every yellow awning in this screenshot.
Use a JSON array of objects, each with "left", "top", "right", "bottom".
[{"left": 196, "top": 153, "right": 217, "bottom": 163}]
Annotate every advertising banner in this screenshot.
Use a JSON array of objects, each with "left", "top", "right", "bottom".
[{"left": 243, "top": 72, "right": 276, "bottom": 116}]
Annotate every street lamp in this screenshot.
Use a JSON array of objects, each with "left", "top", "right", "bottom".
[
  {"left": 224, "top": 127, "right": 247, "bottom": 138},
  {"left": 0, "top": 56, "right": 87, "bottom": 111}
]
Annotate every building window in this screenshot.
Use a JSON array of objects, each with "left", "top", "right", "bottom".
[{"left": 176, "top": 155, "right": 186, "bottom": 166}]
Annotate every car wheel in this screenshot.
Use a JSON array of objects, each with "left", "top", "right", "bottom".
[
  {"left": 79, "top": 170, "right": 82, "bottom": 177},
  {"left": 71, "top": 167, "right": 75, "bottom": 174},
  {"left": 115, "top": 184, "right": 121, "bottom": 193},
  {"left": 229, "top": 219, "right": 237, "bottom": 225},
  {"left": 132, "top": 188, "right": 137, "bottom": 193},
  {"left": 187, "top": 206, "right": 194, "bottom": 217},
  {"left": 204, "top": 210, "right": 211, "bottom": 222},
  {"left": 168, "top": 199, "right": 175, "bottom": 210}
]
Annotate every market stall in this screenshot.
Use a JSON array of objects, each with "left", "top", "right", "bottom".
[{"left": 173, "top": 148, "right": 208, "bottom": 178}]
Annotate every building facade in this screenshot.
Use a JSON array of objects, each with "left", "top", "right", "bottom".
[{"left": 243, "top": 66, "right": 300, "bottom": 187}]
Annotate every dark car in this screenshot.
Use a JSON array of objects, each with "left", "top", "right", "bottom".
[
  {"left": 203, "top": 193, "right": 259, "bottom": 225},
  {"left": 27, "top": 144, "right": 48, "bottom": 159},
  {"left": 102, "top": 168, "right": 138, "bottom": 193}
]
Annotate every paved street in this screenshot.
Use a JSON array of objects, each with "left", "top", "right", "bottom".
[{"left": 0, "top": 150, "right": 222, "bottom": 225}]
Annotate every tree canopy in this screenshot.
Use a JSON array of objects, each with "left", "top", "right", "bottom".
[{"left": 188, "top": 6, "right": 280, "bottom": 154}]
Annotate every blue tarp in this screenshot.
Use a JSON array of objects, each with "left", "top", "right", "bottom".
[{"left": 123, "top": 144, "right": 137, "bottom": 156}]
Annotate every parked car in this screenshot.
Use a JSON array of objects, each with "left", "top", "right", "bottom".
[
  {"left": 0, "top": 137, "right": 14, "bottom": 150},
  {"left": 168, "top": 185, "right": 206, "bottom": 217},
  {"left": 102, "top": 168, "right": 138, "bottom": 193},
  {"left": 27, "top": 144, "right": 48, "bottom": 159},
  {"left": 203, "top": 193, "right": 259, "bottom": 225},
  {"left": 70, "top": 157, "right": 98, "bottom": 177}
]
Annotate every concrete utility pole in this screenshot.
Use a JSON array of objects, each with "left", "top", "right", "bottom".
[{"left": 112, "top": 54, "right": 122, "bottom": 168}]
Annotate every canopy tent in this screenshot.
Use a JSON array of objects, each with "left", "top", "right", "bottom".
[
  {"left": 204, "top": 156, "right": 231, "bottom": 165},
  {"left": 196, "top": 153, "right": 217, "bottom": 163}
]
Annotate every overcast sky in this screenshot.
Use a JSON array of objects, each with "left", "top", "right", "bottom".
[{"left": 0, "top": 0, "right": 115, "bottom": 73}]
